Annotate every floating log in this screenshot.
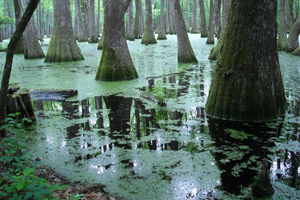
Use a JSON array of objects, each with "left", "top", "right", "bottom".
[{"left": 28, "top": 89, "right": 78, "bottom": 101}]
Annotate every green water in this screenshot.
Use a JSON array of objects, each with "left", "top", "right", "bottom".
[{"left": 0, "top": 35, "right": 299, "bottom": 199}]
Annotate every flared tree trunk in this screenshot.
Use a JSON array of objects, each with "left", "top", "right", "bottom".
[
  {"left": 45, "top": 0, "right": 84, "bottom": 62},
  {"left": 134, "top": 0, "right": 144, "bottom": 39},
  {"left": 278, "top": 0, "right": 287, "bottom": 51},
  {"left": 157, "top": 0, "right": 167, "bottom": 39},
  {"left": 126, "top": 1, "right": 135, "bottom": 41},
  {"left": 172, "top": 0, "right": 197, "bottom": 63},
  {"left": 285, "top": 13, "right": 300, "bottom": 53},
  {"left": 185, "top": 0, "right": 190, "bottom": 31},
  {"left": 141, "top": 0, "right": 157, "bottom": 44},
  {"left": 14, "top": 0, "right": 25, "bottom": 54},
  {"left": 208, "top": 0, "right": 230, "bottom": 60},
  {"left": 23, "top": 0, "right": 45, "bottom": 59},
  {"left": 199, "top": 0, "right": 208, "bottom": 37},
  {"left": 206, "top": 0, "right": 286, "bottom": 122},
  {"left": 75, "top": 0, "right": 88, "bottom": 42},
  {"left": 191, "top": 0, "right": 200, "bottom": 33},
  {"left": 95, "top": 0, "right": 138, "bottom": 81},
  {"left": 88, "top": 0, "right": 99, "bottom": 43}
]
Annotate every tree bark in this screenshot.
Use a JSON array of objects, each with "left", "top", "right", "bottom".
[
  {"left": 0, "top": 0, "right": 40, "bottom": 137},
  {"left": 278, "top": 0, "right": 287, "bottom": 51},
  {"left": 199, "top": 0, "right": 208, "bottom": 37},
  {"left": 23, "top": 0, "right": 45, "bottom": 59},
  {"left": 134, "top": 0, "right": 144, "bottom": 39},
  {"left": 172, "top": 0, "right": 197, "bottom": 63},
  {"left": 208, "top": 0, "right": 230, "bottom": 60},
  {"left": 191, "top": 0, "right": 200, "bottom": 33},
  {"left": 14, "top": 0, "right": 25, "bottom": 54},
  {"left": 126, "top": 1, "right": 135, "bottom": 40},
  {"left": 215, "top": 0, "right": 221, "bottom": 38},
  {"left": 37, "top": 2, "right": 43, "bottom": 40},
  {"left": 95, "top": 0, "right": 138, "bottom": 81},
  {"left": 88, "top": 0, "right": 99, "bottom": 43},
  {"left": 185, "top": 0, "right": 190, "bottom": 31},
  {"left": 75, "top": 0, "right": 88, "bottom": 42},
  {"left": 206, "top": 0, "right": 286, "bottom": 122},
  {"left": 206, "top": 0, "right": 218, "bottom": 44},
  {"left": 157, "top": 0, "right": 167, "bottom": 39},
  {"left": 45, "top": 0, "right": 84, "bottom": 62},
  {"left": 141, "top": 0, "right": 157, "bottom": 44},
  {"left": 285, "top": 13, "right": 300, "bottom": 53}
]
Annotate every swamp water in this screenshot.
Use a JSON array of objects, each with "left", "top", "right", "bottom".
[{"left": 0, "top": 35, "right": 300, "bottom": 199}]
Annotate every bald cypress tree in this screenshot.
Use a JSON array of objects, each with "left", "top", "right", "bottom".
[
  {"left": 95, "top": 0, "right": 138, "bottom": 81},
  {"left": 44, "top": 0, "right": 84, "bottom": 62},
  {"left": 206, "top": 0, "right": 286, "bottom": 122}
]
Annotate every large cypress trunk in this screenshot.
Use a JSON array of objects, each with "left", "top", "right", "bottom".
[
  {"left": 141, "top": 0, "right": 157, "bottom": 44},
  {"left": 95, "top": 0, "right": 138, "bottom": 81},
  {"left": 206, "top": 0, "right": 286, "bottom": 122},
  {"left": 285, "top": 14, "right": 300, "bottom": 53},
  {"left": 172, "top": 0, "right": 197, "bottom": 63},
  {"left": 44, "top": 0, "right": 84, "bottom": 62}
]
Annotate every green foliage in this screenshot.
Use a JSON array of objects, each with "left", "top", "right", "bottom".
[
  {"left": 0, "top": 116, "right": 70, "bottom": 200},
  {"left": 0, "top": 15, "right": 12, "bottom": 25}
]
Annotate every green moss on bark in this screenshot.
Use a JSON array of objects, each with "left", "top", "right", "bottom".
[
  {"left": 95, "top": 46, "right": 139, "bottom": 81},
  {"left": 291, "top": 46, "right": 300, "bottom": 56}
]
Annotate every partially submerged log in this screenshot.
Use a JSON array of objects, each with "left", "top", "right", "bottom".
[
  {"left": 29, "top": 89, "right": 78, "bottom": 101},
  {"left": 6, "top": 86, "right": 36, "bottom": 125}
]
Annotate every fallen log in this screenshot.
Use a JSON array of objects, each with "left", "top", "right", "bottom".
[{"left": 28, "top": 89, "right": 78, "bottom": 101}]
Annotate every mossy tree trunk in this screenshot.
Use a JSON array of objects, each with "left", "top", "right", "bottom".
[
  {"left": 45, "top": 0, "right": 84, "bottom": 62},
  {"left": 75, "top": 0, "right": 88, "bottom": 42},
  {"left": 206, "top": 0, "right": 286, "bottom": 122},
  {"left": 23, "top": 0, "right": 45, "bottom": 59},
  {"left": 191, "top": 0, "right": 200, "bottom": 33},
  {"left": 88, "top": 0, "right": 99, "bottom": 43},
  {"left": 172, "top": 0, "right": 198, "bottom": 63},
  {"left": 199, "top": 0, "right": 208, "bottom": 37},
  {"left": 141, "top": 0, "right": 157, "bottom": 44},
  {"left": 0, "top": 0, "right": 40, "bottom": 137},
  {"left": 134, "top": 0, "right": 143, "bottom": 39},
  {"left": 157, "top": 0, "right": 167, "bottom": 40},
  {"left": 95, "top": 0, "right": 138, "bottom": 81},
  {"left": 285, "top": 13, "right": 300, "bottom": 53},
  {"left": 278, "top": 0, "right": 287, "bottom": 51},
  {"left": 208, "top": 0, "right": 230, "bottom": 60}
]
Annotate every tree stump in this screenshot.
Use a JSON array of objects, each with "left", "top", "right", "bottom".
[{"left": 6, "top": 85, "right": 36, "bottom": 125}]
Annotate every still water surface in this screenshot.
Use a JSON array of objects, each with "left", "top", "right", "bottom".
[{"left": 1, "top": 34, "right": 299, "bottom": 199}]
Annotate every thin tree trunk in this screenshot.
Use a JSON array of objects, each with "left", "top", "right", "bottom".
[
  {"left": 286, "top": 13, "right": 300, "bottom": 53},
  {"left": 14, "top": 0, "right": 25, "bottom": 54},
  {"left": 172, "top": 0, "right": 197, "bottom": 63},
  {"left": 97, "top": 0, "right": 100, "bottom": 35},
  {"left": 278, "top": 0, "right": 288, "bottom": 51},
  {"left": 191, "top": 0, "right": 199, "bottom": 33},
  {"left": 199, "top": 0, "right": 208, "bottom": 37},
  {"left": 126, "top": 1, "right": 135, "bottom": 40},
  {"left": 157, "top": 0, "right": 167, "bottom": 39},
  {"left": 88, "top": 0, "right": 99, "bottom": 43},
  {"left": 75, "top": 0, "right": 88, "bottom": 42},
  {"left": 206, "top": 0, "right": 218, "bottom": 44},
  {"left": 215, "top": 0, "right": 221, "bottom": 38},
  {"left": 0, "top": 0, "right": 40, "bottom": 137},
  {"left": 141, "top": 0, "right": 157, "bottom": 44},
  {"left": 134, "top": 0, "right": 143, "bottom": 39},
  {"left": 185, "top": 0, "right": 190, "bottom": 31}
]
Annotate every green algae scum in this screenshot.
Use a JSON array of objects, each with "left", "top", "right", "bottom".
[{"left": 0, "top": 35, "right": 299, "bottom": 199}]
